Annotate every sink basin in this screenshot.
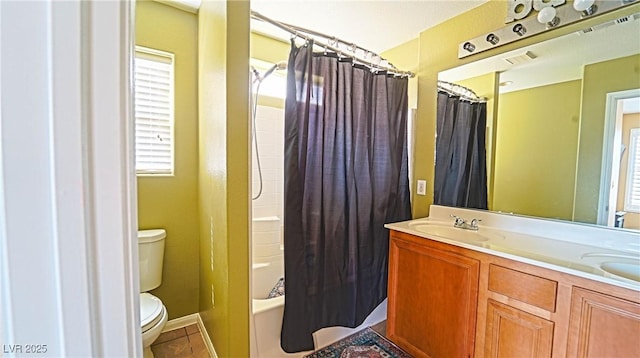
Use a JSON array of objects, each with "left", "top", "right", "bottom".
[
  {"left": 600, "top": 262, "right": 640, "bottom": 282},
  {"left": 411, "top": 224, "right": 503, "bottom": 242}
]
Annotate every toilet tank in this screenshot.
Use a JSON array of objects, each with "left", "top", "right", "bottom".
[{"left": 138, "top": 229, "right": 166, "bottom": 292}]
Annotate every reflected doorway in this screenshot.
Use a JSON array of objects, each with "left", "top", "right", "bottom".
[{"left": 598, "top": 89, "right": 640, "bottom": 228}]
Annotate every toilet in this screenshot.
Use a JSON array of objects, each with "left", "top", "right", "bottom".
[{"left": 138, "top": 229, "right": 169, "bottom": 358}]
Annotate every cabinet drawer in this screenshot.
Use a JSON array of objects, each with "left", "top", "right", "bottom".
[{"left": 488, "top": 264, "right": 557, "bottom": 312}]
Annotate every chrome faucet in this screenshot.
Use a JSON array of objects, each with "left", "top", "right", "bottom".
[{"left": 450, "top": 215, "right": 481, "bottom": 231}]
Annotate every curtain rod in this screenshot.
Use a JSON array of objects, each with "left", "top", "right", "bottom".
[
  {"left": 251, "top": 10, "right": 414, "bottom": 78},
  {"left": 437, "top": 80, "right": 487, "bottom": 103}
]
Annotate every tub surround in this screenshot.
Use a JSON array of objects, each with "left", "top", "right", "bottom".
[
  {"left": 385, "top": 205, "right": 640, "bottom": 357},
  {"left": 385, "top": 205, "right": 640, "bottom": 291}
]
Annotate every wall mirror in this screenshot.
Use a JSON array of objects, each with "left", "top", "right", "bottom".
[{"left": 438, "top": 12, "right": 640, "bottom": 231}]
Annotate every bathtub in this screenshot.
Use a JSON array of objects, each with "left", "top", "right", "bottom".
[
  {"left": 251, "top": 242, "right": 300, "bottom": 358},
  {"left": 250, "top": 217, "right": 387, "bottom": 357},
  {"left": 252, "top": 294, "right": 303, "bottom": 358},
  {"left": 251, "top": 216, "right": 298, "bottom": 357}
]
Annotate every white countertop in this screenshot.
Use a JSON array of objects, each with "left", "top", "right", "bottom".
[{"left": 385, "top": 205, "right": 640, "bottom": 292}]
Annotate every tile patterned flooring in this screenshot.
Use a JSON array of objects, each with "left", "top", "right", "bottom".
[
  {"left": 370, "top": 321, "right": 387, "bottom": 337},
  {"left": 151, "top": 324, "right": 210, "bottom": 358},
  {"left": 151, "top": 321, "right": 388, "bottom": 358}
]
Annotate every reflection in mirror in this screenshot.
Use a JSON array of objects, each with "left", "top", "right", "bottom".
[
  {"left": 434, "top": 82, "right": 488, "bottom": 210},
  {"left": 438, "top": 13, "right": 640, "bottom": 231}
]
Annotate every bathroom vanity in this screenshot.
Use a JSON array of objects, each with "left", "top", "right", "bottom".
[{"left": 385, "top": 206, "right": 640, "bottom": 358}]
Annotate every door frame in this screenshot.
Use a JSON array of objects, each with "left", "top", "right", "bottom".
[
  {"left": 0, "top": 1, "right": 139, "bottom": 355},
  {"left": 597, "top": 88, "right": 640, "bottom": 226}
]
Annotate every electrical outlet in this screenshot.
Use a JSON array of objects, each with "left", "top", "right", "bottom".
[{"left": 417, "top": 180, "right": 427, "bottom": 195}]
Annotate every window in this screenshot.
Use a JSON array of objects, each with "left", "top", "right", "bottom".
[
  {"left": 624, "top": 128, "right": 640, "bottom": 212},
  {"left": 134, "top": 46, "right": 174, "bottom": 175}
]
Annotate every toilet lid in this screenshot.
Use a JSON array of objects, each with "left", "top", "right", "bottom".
[{"left": 140, "top": 293, "right": 164, "bottom": 332}]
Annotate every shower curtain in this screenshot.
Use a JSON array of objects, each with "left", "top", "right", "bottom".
[
  {"left": 281, "top": 40, "right": 411, "bottom": 352},
  {"left": 434, "top": 91, "right": 488, "bottom": 209}
]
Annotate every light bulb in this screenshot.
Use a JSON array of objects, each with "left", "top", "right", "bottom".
[
  {"left": 486, "top": 34, "right": 500, "bottom": 45},
  {"left": 537, "top": 7, "right": 559, "bottom": 27},
  {"left": 463, "top": 42, "right": 476, "bottom": 52},
  {"left": 573, "top": 0, "right": 597, "bottom": 16},
  {"left": 512, "top": 24, "right": 527, "bottom": 36}
]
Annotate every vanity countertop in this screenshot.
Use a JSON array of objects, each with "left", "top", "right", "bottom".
[{"left": 385, "top": 205, "right": 640, "bottom": 292}]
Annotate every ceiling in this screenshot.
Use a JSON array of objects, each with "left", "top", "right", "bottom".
[
  {"left": 250, "top": 0, "right": 487, "bottom": 53},
  {"left": 162, "top": 0, "right": 488, "bottom": 54}
]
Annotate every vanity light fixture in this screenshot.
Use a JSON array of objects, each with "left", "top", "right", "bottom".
[
  {"left": 537, "top": 6, "right": 560, "bottom": 28},
  {"left": 486, "top": 33, "right": 500, "bottom": 45},
  {"left": 574, "top": 0, "right": 598, "bottom": 17},
  {"left": 458, "top": 0, "right": 637, "bottom": 58},
  {"left": 512, "top": 23, "right": 527, "bottom": 36}
]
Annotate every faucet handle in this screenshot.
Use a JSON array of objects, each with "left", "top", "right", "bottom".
[
  {"left": 450, "top": 214, "right": 466, "bottom": 225},
  {"left": 470, "top": 219, "right": 482, "bottom": 229}
]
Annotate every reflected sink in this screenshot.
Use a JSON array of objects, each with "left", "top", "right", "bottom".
[
  {"left": 600, "top": 262, "right": 640, "bottom": 282},
  {"left": 411, "top": 224, "right": 503, "bottom": 242}
]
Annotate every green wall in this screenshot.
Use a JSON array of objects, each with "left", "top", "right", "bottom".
[
  {"left": 381, "top": 0, "right": 640, "bottom": 219},
  {"left": 198, "top": 1, "right": 250, "bottom": 356},
  {"left": 250, "top": 32, "right": 290, "bottom": 108},
  {"left": 574, "top": 54, "right": 640, "bottom": 223},
  {"left": 135, "top": 0, "right": 199, "bottom": 319},
  {"left": 251, "top": 32, "right": 290, "bottom": 64},
  {"left": 381, "top": 38, "right": 420, "bottom": 109},
  {"left": 494, "top": 80, "right": 581, "bottom": 220}
]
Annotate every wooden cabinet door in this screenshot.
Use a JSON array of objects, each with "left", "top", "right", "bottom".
[
  {"left": 567, "top": 287, "right": 640, "bottom": 357},
  {"left": 387, "top": 236, "right": 480, "bottom": 358},
  {"left": 484, "top": 300, "right": 554, "bottom": 358}
]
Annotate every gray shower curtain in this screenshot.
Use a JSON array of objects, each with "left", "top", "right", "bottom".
[
  {"left": 281, "top": 40, "right": 411, "bottom": 352},
  {"left": 434, "top": 91, "right": 488, "bottom": 209}
]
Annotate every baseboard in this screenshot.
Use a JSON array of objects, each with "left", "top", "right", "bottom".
[
  {"left": 196, "top": 314, "right": 218, "bottom": 358},
  {"left": 163, "top": 313, "right": 199, "bottom": 332},
  {"left": 163, "top": 313, "right": 218, "bottom": 358}
]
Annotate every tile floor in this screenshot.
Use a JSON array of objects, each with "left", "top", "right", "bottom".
[
  {"left": 151, "top": 321, "right": 387, "bottom": 358},
  {"left": 151, "top": 324, "right": 210, "bottom": 358},
  {"left": 370, "top": 321, "right": 387, "bottom": 337}
]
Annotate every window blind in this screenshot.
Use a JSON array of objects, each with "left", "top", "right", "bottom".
[
  {"left": 624, "top": 128, "right": 640, "bottom": 212},
  {"left": 134, "top": 47, "right": 174, "bottom": 175}
]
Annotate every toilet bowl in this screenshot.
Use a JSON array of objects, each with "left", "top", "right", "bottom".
[
  {"left": 138, "top": 229, "right": 168, "bottom": 358},
  {"left": 141, "top": 293, "right": 168, "bottom": 357}
]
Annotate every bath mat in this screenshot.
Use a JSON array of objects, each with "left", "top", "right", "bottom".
[
  {"left": 303, "top": 327, "right": 412, "bottom": 358},
  {"left": 267, "top": 277, "right": 285, "bottom": 298}
]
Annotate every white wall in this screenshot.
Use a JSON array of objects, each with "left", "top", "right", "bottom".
[
  {"left": 252, "top": 105, "right": 285, "bottom": 221},
  {"left": 251, "top": 105, "right": 285, "bottom": 296}
]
